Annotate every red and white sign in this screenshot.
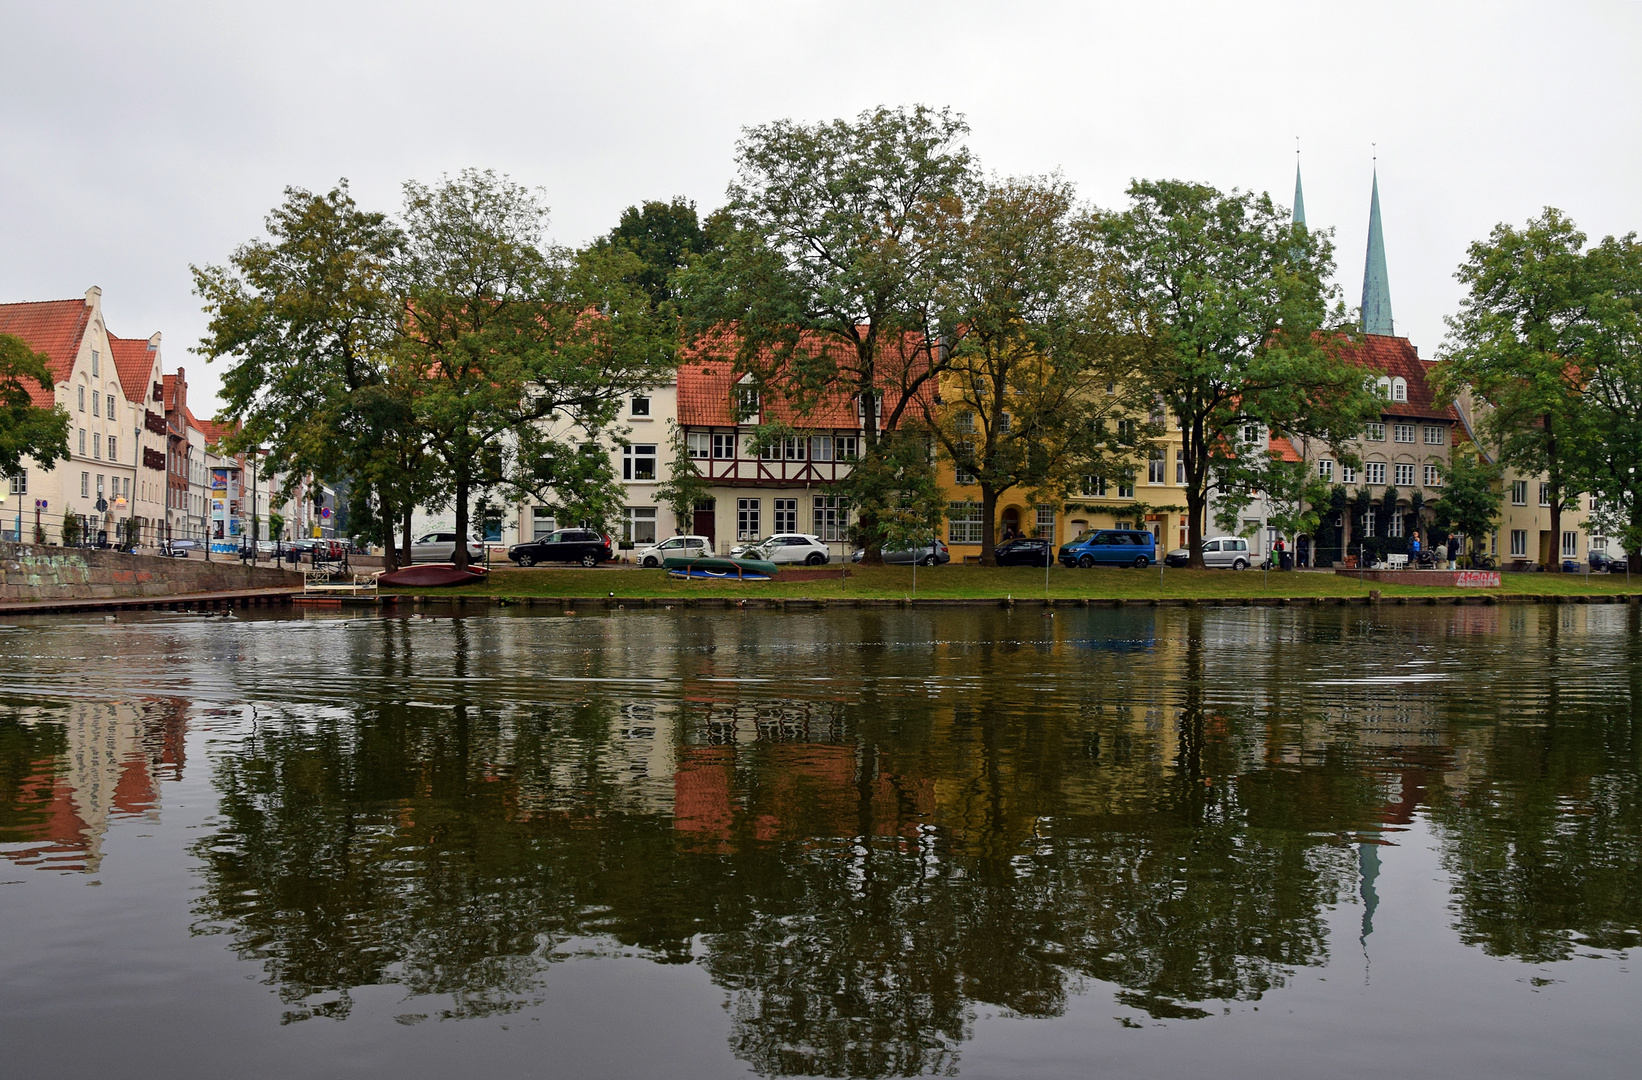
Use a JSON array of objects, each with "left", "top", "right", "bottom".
[{"left": 1455, "top": 571, "right": 1501, "bottom": 588}]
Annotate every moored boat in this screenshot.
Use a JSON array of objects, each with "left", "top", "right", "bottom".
[
  {"left": 662, "top": 555, "right": 779, "bottom": 580},
  {"left": 378, "top": 563, "right": 490, "bottom": 587}
]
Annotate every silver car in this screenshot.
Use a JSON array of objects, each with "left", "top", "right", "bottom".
[
  {"left": 734, "top": 533, "right": 831, "bottom": 565},
  {"left": 410, "top": 532, "right": 485, "bottom": 563},
  {"left": 1164, "top": 536, "right": 1253, "bottom": 570}
]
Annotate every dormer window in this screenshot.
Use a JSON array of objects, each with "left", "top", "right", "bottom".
[
  {"left": 737, "top": 387, "right": 760, "bottom": 422},
  {"left": 1375, "top": 375, "right": 1392, "bottom": 399},
  {"left": 1391, "top": 377, "right": 1408, "bottom": 403},
  {"left": 856, "top": 390, "right": 883, "bottom": 428}
]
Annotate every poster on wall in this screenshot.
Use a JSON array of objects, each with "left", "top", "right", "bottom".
[{"left": 211, "top": 468, "right": 228, "bottom": 492}]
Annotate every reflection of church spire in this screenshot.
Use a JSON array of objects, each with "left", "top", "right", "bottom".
[
  {"left": 1361, "top": 164, "right": 1394, "bottom": 335},
  {"left": 1358, "top": 838, "right": 1381, "bottom": 967}
]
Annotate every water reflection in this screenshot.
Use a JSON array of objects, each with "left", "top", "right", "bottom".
[{"left": 1, "top": 604, "right": 1638, "bottom": 1076}]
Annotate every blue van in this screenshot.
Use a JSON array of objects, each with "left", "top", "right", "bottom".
[{"left": 1059, "top": 528, "right": 1157, "bottom": 568}]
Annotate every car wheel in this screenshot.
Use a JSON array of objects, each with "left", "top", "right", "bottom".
[
  {"left": 581, "top": 553, "right": 598, "bottom": 568},
  {"left": 921, "top": 554, "right": 938, "bottom": 566},
  {"left": 516, "top": 553, "right": 534, "bottom": 568},
  {"left": 1133, "top": 555, "right": 1150, "bottom": 568},
  {"left": 806, "top": 552, "right": 826, "bottom": 566},
  {"left": 642, "top": 556, "right": 659, "bottom": 568},
  {"left": 1233, "top": 558, "right": 1248, "bottom": 571},
  {"left": 1077, "top": 554, "right": 1095, "bottom": 569}
]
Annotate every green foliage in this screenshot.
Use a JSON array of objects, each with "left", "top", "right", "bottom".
[
  {"left": 0, "top": 333, "right": 71, "bottom": 479},
  {"left": 929, "top": 175, "right": 1154, "bottom": 562},
  {"left": 1575, "top": 230, "right": 1642, "bottom": 566},
  {"left": 269, "top": 511, "right": 285, "bottom": 540},
  {"left": 60, "top": 510, "right": 78, "bottom": 546},
  {"left": 1097, "top": 179, "right": 1378, "bottom": 566},
  {"left": 595, "top": 197, "right": 714, "bottom": 309},
  {"left": 678, "top": 105, "right": 976, "bottom": 559},
  {"left": 1431, "top": 450, "right": 1503, "bottom": 558},
  {"left": 653, "top": 420, "right": 713, "bottom": 532},
  {"left": 1438, "top": 208, "right": 1592, "bottom": 568}
]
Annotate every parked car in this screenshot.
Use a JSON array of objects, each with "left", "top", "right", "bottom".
[
  {"left": 163, "top": 538, "right": 202, "bottom": 558},
  {"left": 1589, "top": 550, "right": 1625, "bottom": 573},
  {"left": 1163, "top": 536, "right": 1253, "bottom": 570},
  {"left": 848, "top": 539, "right": 951, "bottom": 566},
  {"left": 991, "top": 537, "right": 1055, "bottom": 567},
  {"left": 635, "top": 535, "right": 715, "bottom": 568},
  {"left": 1059, "top": 529, "right": 1157, "bottom": 568},
  {"left": 507, "top": 529, "right": 612, "bottom": 567},
  {"left": 409, "top": 532, "right": 485, "bottom": 563},
  {"left": 734, "top": 533, "right": 832, "bottom": 565}
]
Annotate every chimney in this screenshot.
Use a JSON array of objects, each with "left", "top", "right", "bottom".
[{"left": 85, "top": 285, "right": 102, "bottom": 307}]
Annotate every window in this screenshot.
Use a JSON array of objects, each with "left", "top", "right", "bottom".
[
  {"left": 81, "top": 471, "right": 89, "bottom": 497},
  {"left": 737, "top": 386, "right": 760, "bottom": 420},
  {"left": 1539, "top": 483, "right": 1551, "bottom": 507},
  {"left": 1562, "top": 531, "right": 1578, "bottom": 558},
  {"left": 92, "top": 390, "right": 100, "bottom": 417},
  {"left": 855, "top": 390, "right": 883, "bottom": 427},
  {"left": 1424, "top": 464, "right": 1441, "bottom": 487},
  {"left": 736, "top": 498, "right": 761, "bottom": 541},
  {"left": 810, "top": 436, "right": 833, "bottom": 462},
  {"left": 1591, "top": 536, "right": 1609, "bottom": 552},
  {"left": 1394, "top": 463, "right": 1415, "bottom": 487},
  {"left": 1035, "top": 505, "right": 1055, "bottom": 540},
  {"left": 686, "top": 432, "right": 710, "bottom": 459},
  {"left": 91, "top": 350, "right": 99, "bottom": 377},
  {"left": 1147, "top": 446, "right": 1166, "bottom": 484},
  {"left": 1424, "top": 425, "right": 1445, "bottom": 445},
  {"left": 93, "top": 434, "right": 101, "bottom": 460},
  {"left": 630, "top": 395, "right": 650, "bottom": 417},
  {"left": 1175, "top": 453, "right": 1185, "bottom": 485},
  {"left": 1394, "top": 423, "right": 1416, "bottom": 443},
  {"left": 1318, "top": 459, "right": 1334, "bottom": 481},
  {"left": 1365, "top": 462, "right": 1386, "bottom": 485},
  {"left": 1365, "top": 423, "right": 1385, "bottom": 442},
  {"left": 7, "top": 471, "right": 24, "bottom": 495},
  {"left": 834, "top": 436, "right": 857, "bottom": 461},
  {"left": 781, "top": 436, "right": 806, "bottom": 461},
  {"left": 954, "top": 441, "right": 976, "bottom": 485},
  {"left": 1117, "top": 480, "right": 1134, "bottom": 499},
  {"left": 1080, "top": 475, "right": 1106, "bottom": 497},
  {"left": 712, "top": 433, "right": 736, "bottom": 459},
  {"left": 624, "top": 506, "right": 657, "bottom": 546},
  {"left": 1116, "top": 419, "right": 1134, "bottom": 443},
  {"left": 948, "top": 501, "right": 983, "bottom": 544},
  {"left": 773, "top": 498, "right": 797, "bottom": 533},
  {"left": 1375, "top": 375, "right": 1391, "bottom": 399},
  {"left": 1341, "top": 464, "right": 1357, "bottom": 484},
  {"left": 1511, "top": 480, "right": 1528, "bottom": 505},
  {"left": 623, "top": 444, "right": 657, "bottom": 481},
  {"left": 998, "top": 412, "right": 1012, "bottom": 434},
  {"left": 108, "top": 436, "right": 117, "bottom": 462},
  {"left": 1391, "top": 377, "right": 1407, "bottom": 403},
  {"left": 532, "top": 507, "right": 557, "bottom": 539},
  {"left": 955, "top": 410, "right": 975, "bottom": 434},
  {"left": 106, "top": 393, "right": 115, "bottom": 417},
  {"left": 1361, "top": 510, "right": 1376, "bottom": 537},
  {"left": 1510, "top": 529, "right": 1528, "bottom": 557},
  {"left": 813, "top": 496, "right": 849, "bottom": 542},
  {"left": 1388, "top": 510, "right": 1404, "bottom": 538},
  {"left": 1242, "top": 424, "right": 1263, "bottom": 444},
  {"left": 759, "top": 440, "right": 780, "bottom": 461}
]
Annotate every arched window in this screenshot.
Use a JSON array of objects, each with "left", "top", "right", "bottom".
[
  {"left": 1391, "top": 377, "right": 1408, "bottom": 403},
  {"left": 1376, "top": 376, "right": 1392, "bottom": 399}
]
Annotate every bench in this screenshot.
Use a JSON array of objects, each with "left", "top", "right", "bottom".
[{"left": 1384, "top": 553, "right": 1409, "bottom": 569}]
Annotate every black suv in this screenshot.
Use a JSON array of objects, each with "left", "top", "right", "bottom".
[{"left": 507, "top": 529, "right": 613, "bottom": 568}]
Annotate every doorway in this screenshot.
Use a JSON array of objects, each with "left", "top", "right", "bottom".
[{"left": 693, "top": 499, "right": 717, "bottom": 546}]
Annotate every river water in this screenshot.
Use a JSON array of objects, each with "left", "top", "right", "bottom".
[{"left": 1, "top": 604, "right": 1638, "bottom": 1078}]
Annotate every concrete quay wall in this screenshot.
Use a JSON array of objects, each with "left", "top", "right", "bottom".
[
  {"left": 1333, "top": 568, "right": 1503, "bottom": 588},
  {"left": 0, "top": 542, "right": 305, "bottom": 603}
]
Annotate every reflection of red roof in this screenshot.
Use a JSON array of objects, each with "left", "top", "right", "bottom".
[
  {"left": 1340, "top": 334, "right": 1460, "bottom": 423},
  {"left": 0, "top": 298, "right": 90, "bottom": 407},
  {"left": 109, "top": 335, "right": 158, "bottom": 404},
  {"left": 678, "top": 331, "right": 933, "bottom": 428}
]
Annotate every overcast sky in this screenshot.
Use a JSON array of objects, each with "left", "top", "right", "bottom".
[{"left": 4, "top": 0, "right": 1639, "bottom": 414}]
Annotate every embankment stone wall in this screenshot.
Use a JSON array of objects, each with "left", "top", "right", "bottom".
[{"left": 0, "top": 542, "right": 304, "bottom": 602}]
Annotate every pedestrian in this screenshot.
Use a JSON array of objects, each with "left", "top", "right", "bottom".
[
  {"left": 1410, "top": 533, "right": 1422, "bottom": 563},
  {"left": 1447, "top": 535, "right": 1459, "bottom": 570}
]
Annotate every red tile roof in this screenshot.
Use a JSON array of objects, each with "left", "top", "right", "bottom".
[
  {"left": 0, "top": 298, "right": 90, "bottom": 408},
  {"left": 1268, "top": 435, "right": 1302, "bottom": 463},
  {"left": 109, "top": 335, "right": 158, "bottom": 404},
  {"left": 1338, "top": 334, "right": 1460, "bottom": 423},
  {"left": 677, "top": 331, "right": 934, "bottom": 428}
]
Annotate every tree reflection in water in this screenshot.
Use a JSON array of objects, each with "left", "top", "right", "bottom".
[{"left": 172, "top": 605, "right": 1642, "bottom": 1075}]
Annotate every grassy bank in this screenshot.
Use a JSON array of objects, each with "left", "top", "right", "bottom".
[{"left": 380, "top": 564, "right": 1642, "bottom": 603}]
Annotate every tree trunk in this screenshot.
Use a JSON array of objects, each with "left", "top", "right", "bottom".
[
  {"left": 1545, "top": 417, "right": 1563, "bottom": 572},
  {"left": 979, "top": 483, "right": 998, "bottom": 565},
  {"left": 857, "top": 371, "right": 883, "bottom": 565},
  {"left": 380, "top": 497, "right": 398, "bottom": 572},
  {"left": 401, "top": 506, "right": 413, "bottom": 566},
  {"left": 1183, "top": 417, "right": 1207, "bottom": 569},
  {"left": 452, "top": 471, "right": 471, "bottom": 570}
]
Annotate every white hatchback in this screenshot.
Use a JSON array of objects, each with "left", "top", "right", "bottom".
[
  {"left": 635, "top": 535, "right": 716, "bottom": 568},
  {"left": 733, "top": 533, "right": 832, "bottom": 565}
]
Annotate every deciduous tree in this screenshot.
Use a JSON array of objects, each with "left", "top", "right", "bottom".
[
  {"left": 0, "top": 333, "right": 71, "bottom": 482},
  {"left": 1574, "top": 231, "right": 1642, "bottom": 570}
]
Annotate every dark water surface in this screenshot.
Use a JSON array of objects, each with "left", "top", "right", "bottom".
[{"left": 1, "top": 604, "right": 1638, "bottom": 1079}]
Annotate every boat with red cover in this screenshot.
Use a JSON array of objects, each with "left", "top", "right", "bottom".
[{"left": 378, "top": 563, "right": 489, "bottom": 588}]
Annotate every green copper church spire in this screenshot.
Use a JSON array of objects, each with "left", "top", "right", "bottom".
[
  {"left": 1361, "top": 166, "right": 1394, "bottom": 335},
  {"left": 1292, "top": 151, "right": 1306, "bottom": 228}
]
